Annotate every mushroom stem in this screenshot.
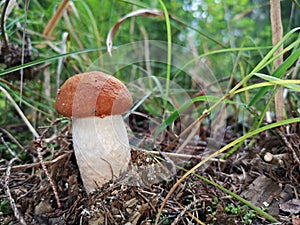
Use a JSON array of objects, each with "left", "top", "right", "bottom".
[{"left": 72, "top": 115, "right": 130, "bottom": 193}]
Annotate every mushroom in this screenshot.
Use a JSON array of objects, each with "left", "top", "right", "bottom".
[{"left": 55, "top": 71, "right": 132, "bottom": 194}]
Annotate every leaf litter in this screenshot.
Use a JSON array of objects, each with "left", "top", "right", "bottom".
[{"left": 0, "top": 114, "right": 299, "bottom": 224}]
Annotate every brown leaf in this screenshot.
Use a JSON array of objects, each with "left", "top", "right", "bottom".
[
  {"left": 280, "top": 199, "right": 300, "bottom": 214},
  {"left": 106, "top": 9, "right": 165, "bottom": 55}
]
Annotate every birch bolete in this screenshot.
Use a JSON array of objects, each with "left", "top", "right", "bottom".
[{"left": 56, "top": 71, "right": 132, "bottom": 193}]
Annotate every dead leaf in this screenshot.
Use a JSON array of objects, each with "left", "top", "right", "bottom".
[
  {"left": 106, "top": 9, "right": 165, "bottom": 55},
  {"left": 280, "top": 199, "right": 300, "bottom": 214},
  {"left": 241, "top": 175, "right": 282, "bottom": 207},
  {"left": 34, "top": 198, "right": 52, "bottom": 215}
]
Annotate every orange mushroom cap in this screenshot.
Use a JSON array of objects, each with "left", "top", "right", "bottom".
[{"left": 55, "top": 71, "right": 132, "bottom": 118}]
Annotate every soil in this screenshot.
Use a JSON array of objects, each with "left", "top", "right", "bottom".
[{"left": 0, "top": 117, "right": 299, "bottom": 225}]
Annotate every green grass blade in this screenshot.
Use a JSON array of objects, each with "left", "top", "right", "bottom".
[
  {"left": 248, "top": 45, "right": 300, "bottom": 106},
  {"left": 159, "top": 117, "right": 300, "bottom": 224},
  {"left": 253, "top": 73, "right": 300, "bottom": 92},
  {"left": 158, "top": 0, "right": 172, "bottom": 111},
  {"left": 0, "top": 47, "right": 106, "bottom": 77},
  {"left": 189, "top": 171, "right": 278, "bottom": 223},
  {"left": 154, "top": 95, "right": 236, "bottom": 138},
  {"left": 234, "top": 79, "right": 300, "bottom": 94}
]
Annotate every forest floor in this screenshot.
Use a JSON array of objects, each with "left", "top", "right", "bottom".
[{"left": 0, "top": 116, "right": 299, "bottom": 225}]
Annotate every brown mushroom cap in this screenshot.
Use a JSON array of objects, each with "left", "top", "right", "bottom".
[{"left": 55, "top": 71, "right": 132, "bottom": 118}]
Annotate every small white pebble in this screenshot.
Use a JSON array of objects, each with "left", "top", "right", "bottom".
[
  {"left": 81, "top": 208, "right": 90, "bottom": 216},
  {"left": 263, "top": 201, "right": 269, "bottom": 207}
]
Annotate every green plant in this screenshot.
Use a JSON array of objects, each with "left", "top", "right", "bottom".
[
  {"left": 225, "top": 203, "right": 241, "bottom": 215},
  {"left": 225, "top": 204, "right": 258, "bottom": 224},
  {"left": 0, "top": 199, "right": 12, "bottom": 215},
  {"left": 242, "top": 209, "right": 257, "bottom": 224},
  {"left": 206, "top": 205, "right": 217, "bottom": 223}
]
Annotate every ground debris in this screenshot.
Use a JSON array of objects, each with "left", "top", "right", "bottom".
[
  {"left": 0, "top": 123, "right": 299, "bottom": 224},
  {"left": 280, "top": 199, "right": 300, "bottom": 215}
]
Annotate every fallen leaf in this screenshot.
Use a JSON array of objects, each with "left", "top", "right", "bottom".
[
  {"left": 106, "top": 9, "right": 165, "bottom": 55},
  {"left": 280, "top": 199, "right": 300, "bottom": 214}
]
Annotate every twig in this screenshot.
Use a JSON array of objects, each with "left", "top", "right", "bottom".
[
  {"left": 35, "top": 144, "right": 61, "bottom": 208},
  {"left": 4, "top": 159, "right": 27, "bottom": 225},
  {"left": 1, "top": 0, "right": 10, "bottom": 51},
  {"left": 171, "top": 199, "right": 204, "bottom": 225},
  {"left": 1, "top": 138, "right": 27, "bottom": 225},
  {"left": 0, "top": 151, "right": 72, "bottom": 173},
  {"left": 133, "top": 148, "right": 207, "bottom": 160},
  {"left": 276, "top": 128, "right": 300, "bottom": 165},
  {"left": 0, "top": 86, "right": 39, "bottom": 138},
  {"left": 34, "top": 118, "right": 65, "bottom": 209},
  {"left": 0, "top": 128, "right": 24, "bottom": 150},
  {"left": 263, "top": 152, "right": 287, "bottom": 165},
  {"left": 1, "top": 136, "right": 17, "bottom": 157}
]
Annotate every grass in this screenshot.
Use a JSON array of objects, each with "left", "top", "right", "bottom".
[{"left": 0, "top": 1, "right": 299, "bottom": 224}]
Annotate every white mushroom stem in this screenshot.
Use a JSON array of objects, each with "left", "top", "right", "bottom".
[{"left": 72, "top": 115, "right": 130, "bottom": 194}]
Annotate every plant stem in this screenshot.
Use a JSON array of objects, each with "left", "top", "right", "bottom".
[{"left": 270, "top": 0, "right": 285, "bottom": 121}]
